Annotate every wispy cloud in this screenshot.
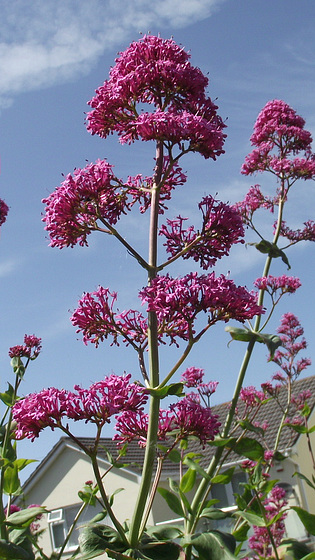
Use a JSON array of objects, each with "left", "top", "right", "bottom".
[
  {"left": 0, "top": 257, "right": 19, "bottom": 278},
  {"left": 0, "top": 0, "right": 225, "bottom": 108}
]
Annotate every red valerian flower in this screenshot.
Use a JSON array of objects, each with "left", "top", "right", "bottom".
[
  {"left": 42, "top": 159, "right": 127, "bottom": 248},
  {"left": 160, "top": 196, "right": 244, "bottom": 269},
  {"left": 271, "top": 313, "right": 311, "bottom": 380},
  {"left": 0, "top": 198, "right": 9, "bottom": 226},
  {"left": 140, "top": 272, "right": 263, "bottom": 343},
  {"left": 248, "top": 486, "right": 287, "bottom": 558},
  {"left": 9, "top": 334, "right": 42, "bottom": 359},
  {"left": 86, "top": 35, "right": 226, "bottom": 160},
  {"left": 12, "top": 375, "right": 147, "bottom": 441},
  {"left": 71, "top": 286, "right": 148, "bottom": 347},
  {"left": 241, "top": 100, "right": 315, "bottom": 179},
  {"left": 169, "top": 394, "right": 220, "bottom": 447},
  {"left": 181, "top": 367, "right": 205, "bottom": 387},
  {"left": 278, "top": 220, "right": 315, "bottom": 244},
  {"left": 254, "top": 275, "right": 301, "bottom": 295},
  {"left": 233, "top": 185, "right": 276, "bottom": 223},
  {"left": 125, "top": 157, "right": 187, "bottom": 215},
  {"left": 66, "top": 374, "right": 147, "bottom": 425}
]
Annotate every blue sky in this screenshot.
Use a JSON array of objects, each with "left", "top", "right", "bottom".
[{"left": 1, "top": 0, "right": 315, "bottom": 473}]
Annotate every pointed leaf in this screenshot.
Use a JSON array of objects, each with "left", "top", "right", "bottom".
[
  {"left": 183, "top": 457, "right": 211, "bottom": 481},
  {"left": 211, "top": 467, "right": 235, "bottom": 485},
  {"left": 227, "top": 437, "right": 264, "bottom": 460},
  {"left": 5, "top": 507, "right": 47, "bottom": 527},
  {"left": 190, "top": 530, "right": 237, "bottom": 560},
  {"left": 234, "top": 511, "right": 266, "bottom": 527},
  {"left": 180, "top": 468, "right": 196, "bottom": 494},
  {"left": 157, "top": 488, "right": 185, "bottom": 517},
  {"left": 0, "top": 539, "right": 32, "bottom": 559}
]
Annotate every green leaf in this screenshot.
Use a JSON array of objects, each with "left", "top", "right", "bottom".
[
  {"left": 168, "top": 449, "right": 181, "bottom": 463},
  {"left": 233, "top": 510, "right": 266, "bottom": 527},
  {"left": 3, "top": 463, "right": 21, "bottom": 495},
  {"left": 189, "top": 530, "right": 237, "bottom": 560},
  {"left": 232, "top": 522, "right": 250, "bottom": 542},
  {"left": 104, "top": 550, "right": 133, "bottom": 560},
  {"left": 0, "top": 384, "right": 16, "bottom": 407},
  {"left": 183, "top": 457, "right": 211, "bottom": 481},
  {"left": 10, "top": 357, "right": 26, "bottom": 378},
  {"left": 180, "top": 468, "right": 196, "bottom": 493},
  {"left": 225, "top": 326, "right": 254, "bottom": 343},
  {"left": 293, "top": 471, "right": 315, "bottom": 491},
  {"left": 157, "top": 488, "right": 185, "bottom": 518},
  {"left": 14, "top": 458, "right": 37, "bottom": 471},
  {"left": 257, "top": 333, "right": 282, "bottom": 358},
  {"left": 0, "top": 539, "right": 32, "bottom": 559},
  {"left": 78, "top": 525, "right": 126, "bottom": 559},
  {"left": 141, "top": 540, "right": 182, "bottom": 560},
  {"left": 250, "top": 240, "right": 291, "bottom": 269},
  {"left": 200, "top": 508, "right": 231, "bottom": 520},
  {"left": 208, "top": 436, "right": 235, "bottom": 448},
  {"left": 211, "top": 467, "right": 235, "bottom": 485},
  {"left": 280, "top": 538, "right": 312, "bottom": 560},
  {"left": 146, "top": 525, "right": 184, "bottom": 541},
  {"left": 291, "top": 507, "right": 315, "bottom": 535},
  {"left": 238, "top": 419, "right": 265, "bottom": 436},
  {"left": 227, "top": 437, "right": 264, "bottom": 460},
  {"left": 5, "top": 507, "right": 47, "bottom": 527}
]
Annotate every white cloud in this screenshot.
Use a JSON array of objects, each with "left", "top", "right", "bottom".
[
  {"left": 0, "top": 0, "right": 225, "bottom": 108},
  {"left": 0, "top": 258, "right": 18, "bottom": 277}
]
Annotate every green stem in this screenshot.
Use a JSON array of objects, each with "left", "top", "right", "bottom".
[
  {"left": 129, "top": 141, "right": 164, "bottom": 548},
  {"left": 188, "top": 186, "right": 287, "bottom": 533},
  {"left": 91, "top": 455, "right": 129, "bottom": 545}
]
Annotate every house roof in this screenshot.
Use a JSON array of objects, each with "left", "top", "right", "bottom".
[{"left": 21, "top": 375, "right": 315, "bottom": 491}]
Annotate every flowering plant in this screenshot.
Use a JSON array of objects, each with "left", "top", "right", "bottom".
[{"left": 2, "top": 35, "right": 315, "bottom": 560}]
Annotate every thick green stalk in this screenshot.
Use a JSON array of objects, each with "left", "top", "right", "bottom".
[{"left": 129, "top": 142, "right": 163, "bottom": 548}]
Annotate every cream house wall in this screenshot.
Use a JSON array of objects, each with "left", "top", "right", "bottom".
[
  {"left": 21, "top": 442, "right": 150, "bottom": 557},
  {"left": 292, "top": 407, "right": 315, "bottom": 514}
]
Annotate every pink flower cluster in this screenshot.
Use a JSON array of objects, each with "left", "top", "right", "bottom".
[
  {"left": 248, "top": 486, "right": 287, "bottom": 558},
  {"left": 124, "top": 157, "right": 187, "bottom": 215},
  {"left": 42, "top": 159, "right": 126, "bottom": 248},
  {"left": 12, "top": 375, "right": 147, "bottom": 441},
  {"left": 272, "top": 313, "right": 311, "bottom": 379},
  {"left": 114, "top": 393, "right": 220, "bottom": 449},
  {"left": 278, "top": 220, "right": 315, "bottom": 244},
  {"left": 86, "top": 35, "right": 226, "bottom": 160},
  {"left": 160, "top": 196, "right": 244, "bottom": 269},
  {"left": 233, "top": 185, "right": 276, "bottom": 223},
  {"left": 0, "top": 198, "right": 9, "bottom": 226},
  {"left": 70, "top": 287, "right": 147, "bottom": 347},
  {"left": 9, "top": 334, "right": 42, "bottom": 359},
  {"left": 254, "top": 274, "right": 301, "bottom": 295},
  {"left": 241, "top": 100, "right": 315, "bottom": 179},
  {"left": 239, "top": 386, "right": 265, "bottom": 408},
  {"left": 140, "top": 272, "right": 263, "bottom": 343}
]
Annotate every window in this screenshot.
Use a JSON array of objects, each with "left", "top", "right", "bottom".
[
  {"left": 48, "top": 502, "right": 106, "bottom": 551},
  {"left": 201, "top": 469, "right": 247, "bottom": 533},
  {"left": 210, "top": 470, "right": 247, "bottom": 509}
]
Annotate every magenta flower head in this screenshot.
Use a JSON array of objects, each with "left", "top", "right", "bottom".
[
  {"left": 181, "top": 367, "right": 204, "bottom": 387},
  {"left": 42, "top": 159, "right": 128, "bottom": 248},
  {"left": 0, "top": 198, "right": 9, "bottom": 227},
  {"left": 87, "top": 35, "right": 226, "bottom": 160},
  {"left": 140, "top": 272, "right": 263, "bottom": 344},
  {"left": 71, "top": 286, "right": 147, "bottom": 347},
  {"left": 254, "top": 275, "right": 301, "bottom": 295},
  {"left": 241, "top": 100, "right": 315, "bottom": 179},
  {"left": 160, "top": 195, "right": 245, "bottom": 270},
  {"left": 9, "top": 334, "right": 42, "bottom": 360}
]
